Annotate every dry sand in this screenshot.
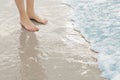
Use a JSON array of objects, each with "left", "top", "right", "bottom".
[{"left": 0, "top": 0, "right": 105, "bottom": 80}]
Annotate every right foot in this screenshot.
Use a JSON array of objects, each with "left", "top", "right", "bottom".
[{"left": 20, "top": 19, "right": 39, "bottom": 32}]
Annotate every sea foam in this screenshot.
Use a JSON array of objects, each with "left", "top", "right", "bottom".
[{"left": 64, "top": 0, "right": 120, "bottom": 80}]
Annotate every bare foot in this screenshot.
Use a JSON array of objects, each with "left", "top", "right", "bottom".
[
  {"left": 20, "top": 18, "right": 39, "bottom": 32},
  {"left": 28, "top": 14, "right": 48, "bottom": 25}
]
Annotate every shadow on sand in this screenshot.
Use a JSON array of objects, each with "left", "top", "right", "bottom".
[{"left": 18, "top": 28, "right": 46, "bottom": 80}]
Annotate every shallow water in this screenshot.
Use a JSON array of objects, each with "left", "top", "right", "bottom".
[{"left": 65, "top": 0, "right": 120, "bottom": 80}]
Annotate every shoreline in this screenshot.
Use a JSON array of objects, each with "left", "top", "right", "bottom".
[{"left": 0, "top": 0, "right": 105, "bottom": 80}]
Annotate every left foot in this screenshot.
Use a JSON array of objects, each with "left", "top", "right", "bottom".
[{"left": 28, "top": 13, "right": 48, "bottom": 25}]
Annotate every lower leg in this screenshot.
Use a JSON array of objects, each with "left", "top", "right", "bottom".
[
  {"left": 15, "top": 0, "right": 39, "bottom": 32},
  {"left": 27, "top": 0, "right": 35, "bottom": 16},
  {"left": 15, "top": 0, "right": 28, "bottom": 21},
  {"left": 27, "top": 0, "right": 48, "bottom": 24}
]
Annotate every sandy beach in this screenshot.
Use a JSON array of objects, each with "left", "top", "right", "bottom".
[{"left": 0, "top": 0, "right": 105, "bottom": 80}]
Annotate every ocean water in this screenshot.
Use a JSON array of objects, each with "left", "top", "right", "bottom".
[{"left": 64, "top": 0, "right": 120, "bottom": 80}]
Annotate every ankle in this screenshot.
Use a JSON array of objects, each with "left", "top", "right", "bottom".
[
  {"left": 20, "top": 16, "right": 29, "bottom": 22},
  {"left": 27, "top": 11, "right": 36, "bottom": 17}
]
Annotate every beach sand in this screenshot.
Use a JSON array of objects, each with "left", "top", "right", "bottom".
[{"left": 0, "top": 0, "right": 105, "bottom": 80}]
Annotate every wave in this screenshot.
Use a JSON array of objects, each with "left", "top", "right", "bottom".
[{"left": 64, "top": 0, "right": 120, "bottom": 80}]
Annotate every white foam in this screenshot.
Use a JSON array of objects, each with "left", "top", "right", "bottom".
[
  {"left": 94, "top": 0, "right": 107, "bottom": 4},
  {"left": 65, "top": 0, "right": 120, "bottom": 80}
]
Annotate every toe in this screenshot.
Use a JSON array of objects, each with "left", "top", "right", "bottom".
[
  {"left": 35, "top": 27, "right": 39, "bottom": 31},
  {"left": 33, "top": 16, "right": 48, "bottom": 24},
  {"left": 39, "top": 19, "right": 48, "bottom": 25},
  {"left": 43, "top": 19, "right": 48, "bottom": 24},
  {"left": 33, "top": 27, "right": 37, "bottom": 32},
  {"left": 29, "top": 28, "right": 34, "bottom": 32},
  {"left": 27, "top": 27, "right": 35, "bottom": 32}
]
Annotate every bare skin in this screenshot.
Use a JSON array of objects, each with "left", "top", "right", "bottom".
[
  {"left": 27, "top": 0, "right": 48, "bottom": 25},
  {"left": 15, "top": 0, "right": 48, "bottom": 32}
]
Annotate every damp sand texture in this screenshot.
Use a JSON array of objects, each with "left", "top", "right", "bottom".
[{"left": 0, "top": 0, "right": 105, "bottom": 80}]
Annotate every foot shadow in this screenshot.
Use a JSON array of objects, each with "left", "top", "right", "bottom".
[{"left": 18, "top": 28, "right": 46, "bottom": 80}]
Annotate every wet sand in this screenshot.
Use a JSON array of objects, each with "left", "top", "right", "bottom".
[{"left": 0, "top": 0, "right": 105, "bottom": 80}]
